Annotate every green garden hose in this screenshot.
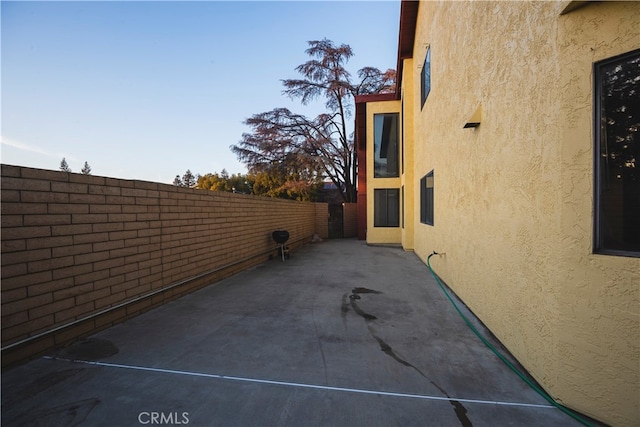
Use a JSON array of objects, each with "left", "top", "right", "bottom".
[{"left": 426, "top": 252, "right": 594, "bottom": 427}]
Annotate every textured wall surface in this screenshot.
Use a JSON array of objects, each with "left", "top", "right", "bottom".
[
  {"left": 1, "top": 164, "right": 327, "bottom": 367},
  {"left": 401, "top": 57, "right": 416, "bottom": 251},
  {"left": 408, "top": 1, "right": 639, "bottom": 425},
  {"left": 366, "top": 100, "right": 402, "bottom": 245},
  {"left": 556, "top": 2, "right": 640, "bottom": 424}
]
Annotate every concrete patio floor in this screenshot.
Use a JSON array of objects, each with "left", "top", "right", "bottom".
[{"left": 2, "top": 239, "right": 590, "bottom": 426}]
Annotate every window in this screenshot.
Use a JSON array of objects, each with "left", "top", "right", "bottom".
[
  {"left": 402, "top": 185, "right": 405, "bottom": 229},
  {"left": 420, "top": 171, "right": 434, "bottom": 225},
  {"left": 374, "top": 113, "right": 399, "bottom": 178},
  {"left": 401, "top": 95, "right": 405, "bottom": 175},
  {"left": 421, "top": 46, "right": 431, "bottom": 109},
  {"left": 374, "top": 189, "right": 399, "bottom": 227},
  {"left": 594, "top": 49, "right": 640, "bottom": 256}
]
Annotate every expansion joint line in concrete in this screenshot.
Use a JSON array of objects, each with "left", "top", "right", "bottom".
[{"left": 43, "top": 356, "right": 556, "bottom": 410}]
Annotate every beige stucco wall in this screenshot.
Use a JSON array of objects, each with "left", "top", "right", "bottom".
[
  {"left": 366, "top": 100, "right": 402, "bottom": 245},
  {"left": 408, "top": 1, "right": 639, "bottom": 425},
  {"left": 556, "top": 2, "right": 640, "bottom": 424},
  {"left": 365, "top": 64, "right": 417, "bottom": 249},
  {"left": 400, "top": 57, "right": 416, "bottom": 251}
]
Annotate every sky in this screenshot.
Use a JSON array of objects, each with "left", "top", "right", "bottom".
[{"left": 1, "top": 1, "right": 401, "bottom": 184}]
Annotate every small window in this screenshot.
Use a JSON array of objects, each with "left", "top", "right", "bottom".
[
  {"left": 421, "top": 46, "right": 431, "bottom": 109},
  {"left": 420, "top": 171, "right": 434, "bottom": 225},
  {"left": 594, "top": 49, "right": 640, "bottom": 256},
  {"left": 374, "top": 188, "right": 400, "bottom": 227},
  {"left": 374, "top": 113, "right": 399, "bottom": 178}
]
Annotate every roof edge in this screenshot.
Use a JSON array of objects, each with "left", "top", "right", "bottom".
[
  {"left": 396, "top": 1, "right": 419, "bottom": 97},
  {"left": 355, "top": 93, "right": 398, "bottom": 104}
]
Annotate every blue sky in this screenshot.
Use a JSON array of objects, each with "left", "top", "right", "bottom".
[{"left": 1, "top": 1, "right": 400, "bottom": 184}]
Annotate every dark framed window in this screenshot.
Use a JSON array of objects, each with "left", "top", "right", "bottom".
[
  {"left": 594, "top": 49, "right": 640, "bottom": 256},
  {"left": 420, "top": 171, "right": 434, "bottom": 225},
  {"left": 421, "top": 46, "right": 431, "bottom": 109},
  {"left": 374, "top": 188, "right": 400, "bottom": 227},
  {"left": 401, "top": 185, "right": 405, "bottom": 229},
  {"left": 401, "top": 96, "right": 405, "bottom": 175},
  {"left": 374, "top": 113, "right": 399, "bottom": 178}
]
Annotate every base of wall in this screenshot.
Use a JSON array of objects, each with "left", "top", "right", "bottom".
[{"left": 1, "top": 237, "right": 311, "bottom": 370}]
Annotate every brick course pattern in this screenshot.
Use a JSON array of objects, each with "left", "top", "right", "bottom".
[{"left": 1, "top": 164, "right": 328, "bottom": 367}]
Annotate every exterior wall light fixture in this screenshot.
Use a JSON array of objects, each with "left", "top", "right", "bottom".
[{"left": 463, "top": 104, "right": 482, "bottom": 128}]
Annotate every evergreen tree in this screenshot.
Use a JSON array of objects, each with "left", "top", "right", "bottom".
[
  {"left": 59, "top": 158, "right": 72, "bottom": 173},
  {"left": 182, "top": 169, "right": 196, "bottom": 187},
  {"left": 81, "top": 161, "right": 92, "bottom": 175},
  {"left": 173, "top": 175, "right": 183, "bottom": 186}
]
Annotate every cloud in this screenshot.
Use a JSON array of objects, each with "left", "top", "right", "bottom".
[
  {"left": 1, "top": 136, "right": 53, "bottom": 156},
  {"left": 0, "top": 135, "right": 75, "bottom": 160}
]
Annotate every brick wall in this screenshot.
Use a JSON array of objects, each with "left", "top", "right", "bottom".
[{"left": 1, "top": 164, "right": 328, "bottom": 367}]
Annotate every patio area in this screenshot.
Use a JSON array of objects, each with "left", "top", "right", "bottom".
[{"left": 2, "top": 239, "right": 588, "bottom": 426}]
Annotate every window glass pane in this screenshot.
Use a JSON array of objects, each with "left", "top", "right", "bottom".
[
  {"left": 402, "top": 185, "right": 405, "bottom": 229},
  {"left": 374, "top": 189, "right": 399, "bottom": 227},
  {"left": 401, "top": 97, "right": 405, "bottom": 175},
  {"left": 420, "top": 176, "right": 427, "bottom": 223},
  {"left": 596, "top": 49, "right": 640, "bottom": 254},
  {"left": 421, "top": 47, "right": 431, "bottom": 108},
  {"left": 420, "top": 171, "right": 434, "bottom": 225},
  {"left": 374, "top": 113, "right": 399, "bottom": 178},
  {"left": 387, "top": 189, "right": 400, "bottom": 227},
  {"left": 374, "top": 189, "right": 387, "bottom": 227}
]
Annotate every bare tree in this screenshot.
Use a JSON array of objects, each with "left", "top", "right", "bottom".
[{"left": 232, "top": 39, "right": 395, "bottom": 203}]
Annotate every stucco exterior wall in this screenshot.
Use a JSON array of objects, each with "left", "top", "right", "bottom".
[
  {"left": 400, "top": 57, "right": 416, "bottom": 251},
  {"left": 366, "top": 100, "right": 402, "bottom": 245},
  {"left": 556, "top": 2, "right": 640, "bottom": 424},
  {"left": 408, "top": 1, "right": 639, "bottom": 425}
]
